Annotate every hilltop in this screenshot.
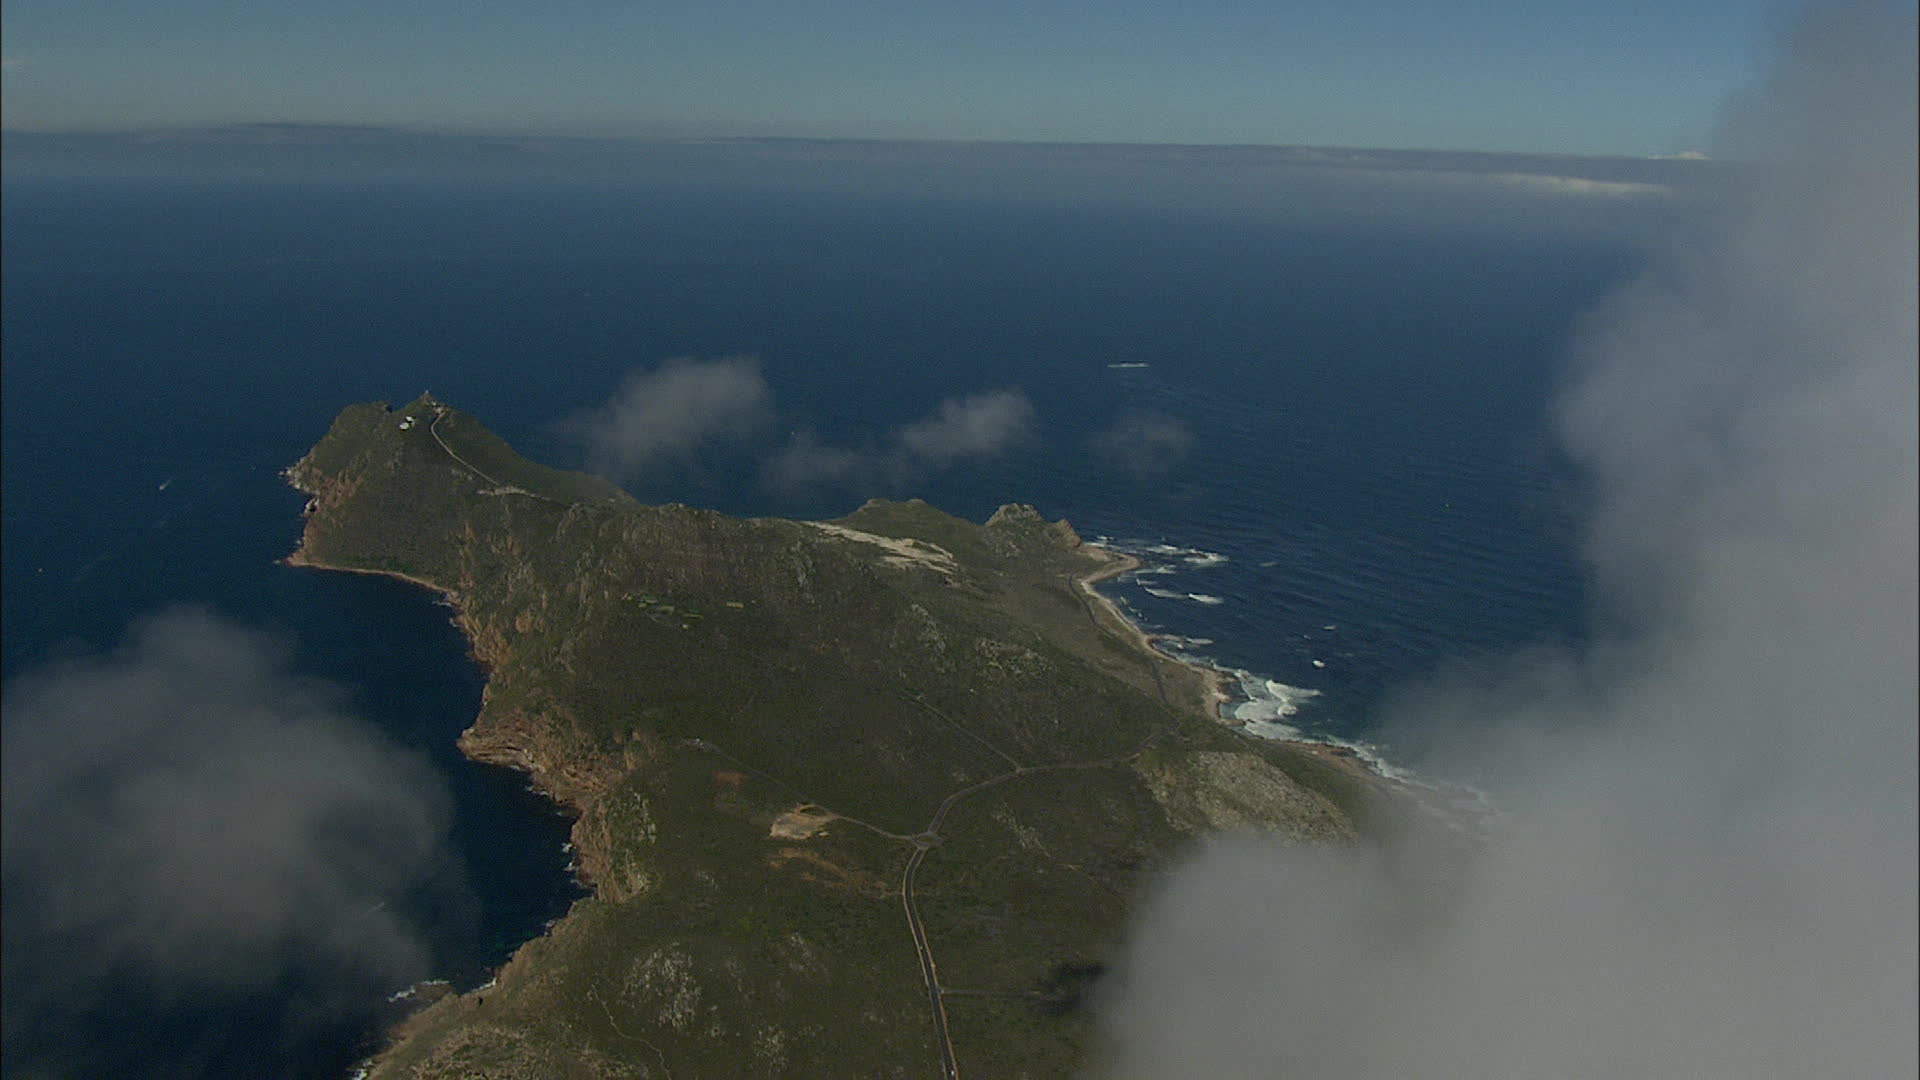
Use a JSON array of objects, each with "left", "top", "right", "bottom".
[{"left": 285, "top": 394, "right": 1396, "bottom": 1078}]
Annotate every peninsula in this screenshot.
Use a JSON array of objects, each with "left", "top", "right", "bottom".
[{"left": 286, "top": 394, "right": 1395, "bottom": 1078}]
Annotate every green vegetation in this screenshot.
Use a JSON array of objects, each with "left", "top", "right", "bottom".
[
  {"left": 429, "top": 402, "right": 638, "bottom": 508},
  {"left": 284, "top": 399, "right": 1401, "bottom": 1078}
]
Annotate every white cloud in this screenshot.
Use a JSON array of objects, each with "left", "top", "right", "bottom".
[
  {"left": 760, "top": 429, "right": 884, "bottom": 495},
  {"left": 2, "top": 610, "right": 457, "bottom": 1036},
  {"left": 561, "top": 358, "right": 1036, "bottom": 500},
  {"left": 1089, "top": 410, "right": 1193, "bottom": 479},
  {"left": 1099, "top": 7, "right": 1916, "bottom": 1077},
  {"left": 762, "top": 389, "right": 1036, "bottom": 496},
  {"left": 895, "top": 389, "right": 1036, "bottom": 465},
  {"left": 1487, "top": 171, "right": 1670, "bottom": 198},
  {"left": 562, "top": 356, "right": 773, "bottom": 484}
]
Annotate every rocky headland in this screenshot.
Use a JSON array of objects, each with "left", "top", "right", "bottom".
[{"left": 286, "top": 394, "right": 1402, "bottom": 1078}]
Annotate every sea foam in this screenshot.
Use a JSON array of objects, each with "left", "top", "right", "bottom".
[
  {"left": 1094, "top": 536, "right": 1230, "bottom": 570},
  {"left": 1090, "top": 537, "right": 1437, "bottom": 790}
]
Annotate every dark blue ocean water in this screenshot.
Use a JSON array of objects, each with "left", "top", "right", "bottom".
[{"left": 2, "top": 176, "right": 1636, "bottom": 1076}]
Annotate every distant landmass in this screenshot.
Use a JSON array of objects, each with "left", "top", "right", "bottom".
[{"left": 286, "top": 394, "right": 1402, "bottom": 1077}]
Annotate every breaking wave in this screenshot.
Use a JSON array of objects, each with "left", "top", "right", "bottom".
[
  {"left": 1219, "top": 668, "right": 1423, "bottom": 783},
  {"left": 1086, "top": 537, "right": 1490, "bottom": 811},
  {"left": 1094, "top": 536, "right": 1231, "bottom": 571}
]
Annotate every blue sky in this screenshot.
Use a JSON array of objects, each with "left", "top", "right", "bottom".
[{"left": 1, "top": 0, "right": 1810, "bottom": 155}]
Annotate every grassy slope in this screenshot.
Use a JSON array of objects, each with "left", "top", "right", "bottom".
[{"left": 285, "top": 400, "right": 1393, "bottom": 1078}]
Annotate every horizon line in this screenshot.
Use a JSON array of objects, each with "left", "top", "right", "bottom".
[{"left": 0, "top": 122, "right": 1715, "bottom": 164}]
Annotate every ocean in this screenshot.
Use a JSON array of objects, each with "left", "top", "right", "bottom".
[{"left": 1, "top": 175, "right": 1640, "bottom": 1076}]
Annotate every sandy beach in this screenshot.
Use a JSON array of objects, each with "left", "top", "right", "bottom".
[{"left": 1074, "top": 543, "right": 1234, "bottom": 715}]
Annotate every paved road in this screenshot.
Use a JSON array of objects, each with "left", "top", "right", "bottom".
[
  {"left": 900, "top": 839, "right": 960, "bottom": 1080},
  {"left": 426, "top": 410, "right": 562, "bottom": 504}
]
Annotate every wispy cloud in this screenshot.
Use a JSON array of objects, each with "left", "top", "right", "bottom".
[
  {"left": 568, "top": 359, "right": 1044, "bottom": 499},
  {"left": 564, "top": 359, "right": 1036, "bottom": 500},
  {"left": 1099, "top": 6, "right": 1916, "bottom": 1078},
  {"left": 1, "top": 609, "right": 460, "bottom": 1066},
  {"left": 1088, "top": 410, "right": 1193, "bottom": 480},
  {"left": 560, "top": 356, "right": 773, "bottom": 486},
  {"left": 761, "top": 389, "right": 1036, "bottom": 497},
  {"left": 759, "top": 429, "right": 888, "bottom": 495},
  {"left": 895, "top": 390, "right": 1036, "bottom": 465},
  {"left": 1486, "top": 171, "right": 1669, "bottom": 198}
]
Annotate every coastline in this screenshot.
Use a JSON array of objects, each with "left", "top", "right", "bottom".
[
  {"left": 1077, "top": 541, "right": 1404, "bottom": 789},
  {"left": 291, "top": 523, "right": 1404, "bottom": 799},
  {"left": 281, "top": 549, "right": 457, "bottom": 599},
  {"left": 286, "top": 438, "right": 1436, "bottom": 1072},
  {"left": 282, "top": 545, "right": 599, "bottom": 812},
  {"left": 1073, "top": 544, "right": 1233, "bottom": 716},
  {"left": 282, "top": 537, "right": 609, "bottom": 1076}
]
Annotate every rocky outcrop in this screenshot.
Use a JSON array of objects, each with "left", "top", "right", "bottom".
[{"left": 1136, "top": 750, "right": 1358, "bottom": 845}]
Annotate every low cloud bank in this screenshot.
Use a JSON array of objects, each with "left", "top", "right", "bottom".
[
  {"left": 1, "top": 609, "right": 458, "bottom": 1067},
  {"left": 2, "top": 126, "right": 1712, "bottom": 241},
  {"left": 1098, "top": 7, "right": 1916, "bottom": 1078}
]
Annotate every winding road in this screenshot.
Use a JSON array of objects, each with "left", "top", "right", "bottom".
[
  {"left": 418, "top": 425, "right": 1180, "bottom": 1077},
  {"left": 889, "top": 565, "right": 1182, "bottom": 1078}
]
